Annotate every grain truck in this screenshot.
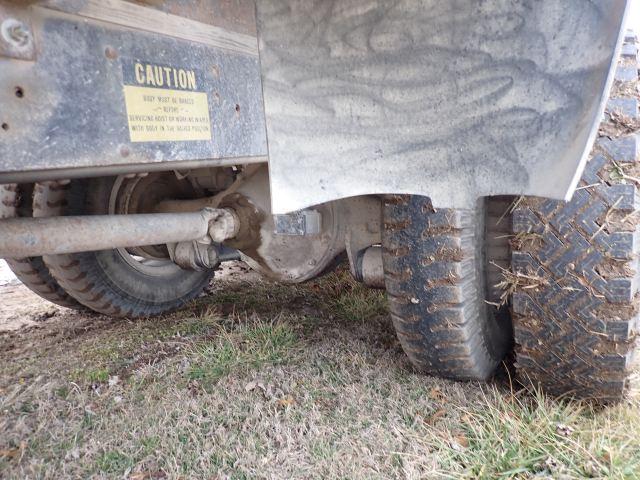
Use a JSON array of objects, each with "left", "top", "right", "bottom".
[{"left": 0, "top": 0, "right": 636, "bottom": 401}]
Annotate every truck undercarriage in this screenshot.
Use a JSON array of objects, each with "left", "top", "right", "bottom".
[{"left": 0, "top": 0, "right": 637, "bottom": 402}]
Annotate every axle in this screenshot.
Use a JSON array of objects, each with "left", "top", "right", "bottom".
[{"left": 0, "top": 208, "right": 236, "bottom": 258}]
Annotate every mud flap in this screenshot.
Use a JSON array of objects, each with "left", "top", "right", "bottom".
[{"left": 257, "top": 0, "right": 630, "bottom": 213}]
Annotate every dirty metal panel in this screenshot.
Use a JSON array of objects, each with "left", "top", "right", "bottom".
[
  {"left": 126, "top": 0, "right": 258, "bottom": 36},
  {"left": 258, "top": 0, "right": 629, "bottom": 214},
  {"left": 0, "top": 1, "right": 267, "bottom": 178}
]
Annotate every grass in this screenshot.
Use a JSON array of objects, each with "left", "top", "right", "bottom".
[
  {"left": 428, "top": 389, "right": 640, "bottom": 478},
  {"left": 186, "top": 318, "right": 298, "bottom": 390},
  {"left": 1, "top": 267, "right": 639, "bottom": 479}
]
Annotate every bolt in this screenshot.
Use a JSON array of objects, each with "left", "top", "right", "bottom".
[
  {"left": 1, "top": 19, "right": 31, "bottom": 49},
  {"left": 104, "top": 46, "right": 118, "bottom": 60},
  {"left": 119, "top": 145, "right": 131, "bottom": 158}
]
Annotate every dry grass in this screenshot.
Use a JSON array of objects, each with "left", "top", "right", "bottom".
[{"left": 1, "top": 267, "right": 639, "bottom": 479}]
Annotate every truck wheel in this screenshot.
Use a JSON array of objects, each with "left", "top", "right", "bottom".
[
  {"left": 382, "top": 196, "right": 512, "bottom": 380},
  {"left": 0, "top": 183, "right": 81, "bottom": 309},
  {"left": 511, "top": 34, "right": 639, "bottom": 401},
  {"left": 36, "top": 177, "right": 214, "bottom": 317}
]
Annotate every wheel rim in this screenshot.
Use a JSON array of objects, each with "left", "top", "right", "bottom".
[{"left": 109, "top": 175, "right": 183, "bottom": 277}]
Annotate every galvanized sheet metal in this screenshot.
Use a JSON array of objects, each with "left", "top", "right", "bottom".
[{"left": 258, "top": 0, "right": 630, "bottom": 213}]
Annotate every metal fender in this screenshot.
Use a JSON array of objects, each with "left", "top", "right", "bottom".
[{"left": 257, "top": 0, "right": 630, "bottom": 214}]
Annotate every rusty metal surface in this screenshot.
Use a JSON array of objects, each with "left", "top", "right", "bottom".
[
  {"left": 0, "top": 209, "right": 219, "bottom": 258},
  {"left": 257, "top": 0, "right": 630, "bottom": 213},
  {"left": 0, "top": 1, "right": 266, "bottom": 178},
  {"left": 223, "top": 165, "right": 347, "bottom": 283}
]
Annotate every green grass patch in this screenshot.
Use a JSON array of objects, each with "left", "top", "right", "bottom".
[
  {"left": 96, "top": 450, "right": 134, "bottom": 474},
  {"left": 307, "top": 270, "right": 388, "bottom": 322},
  {"left": 186, "top": 319, "right": 298, "bottom": 389},
  {"left": 83, "top": 368, "right": 110, "bottom": 383}
]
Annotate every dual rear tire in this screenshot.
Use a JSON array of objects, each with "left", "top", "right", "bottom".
[
  {"left": 382, "top": 196, "right": 512, "bottom": 381},
  {"left": 382, "top": 34, "right": 639, "bottom": 401},
  {"left": 0, "top": 183, "right": 81, "bottom": 309},
  {"left": 1, "top": 177, "right": 213, "bottom": 318}
]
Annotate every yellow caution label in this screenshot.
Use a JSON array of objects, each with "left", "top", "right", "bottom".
[
  {"left": 123, "top": 85, "right": 212, "bottom": 142},
  {"left": 121, "top": 60, "right": 211, "bottom": 143}
]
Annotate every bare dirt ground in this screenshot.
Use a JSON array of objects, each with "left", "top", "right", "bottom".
[
  {"left": 0, "top": 264, "right": 64, "bottom": 332},
  {"left": 0, "top": 283, "right": 60, "bottom": 332},
  {"left": 1, "top": 262, "right": 639, "bottom": 479}
]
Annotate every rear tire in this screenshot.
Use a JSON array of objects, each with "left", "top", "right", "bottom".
[
  {"left": 0, "top": 183, "right": 81, "bottom": 309},
  {"left": 36, "top": 178, "right": 214, "bottom": 318},
  {"left": 382, "top": 195, "right": 512, "bottom": 380},
  {"left": 510, "top": 33, "right": 639, "bottom": 401}
]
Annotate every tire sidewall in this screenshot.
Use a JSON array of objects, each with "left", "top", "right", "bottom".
[{"left": 64, "top": 177, "right": 213, "bottom": 314}]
